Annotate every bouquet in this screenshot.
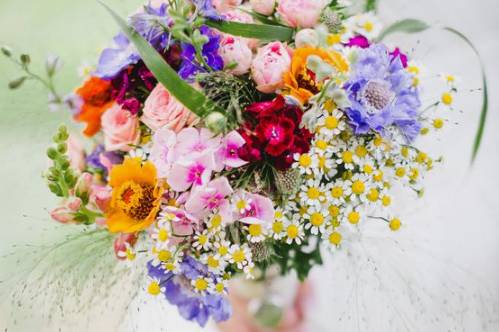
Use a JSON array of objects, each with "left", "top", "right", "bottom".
[{"left": 2, "top": 0, "right": 488, "bottom": 328}]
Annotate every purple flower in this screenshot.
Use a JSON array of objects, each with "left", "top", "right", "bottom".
[
  {"left": 86, "top": 145, "right": 123, "bottom": 178},
  {"left": 344, "top": 44, "right": 421, "bottom": 142},
  {"left": 95, "top": 3, "right": 171, "bottom": 79},
  {"left": 191, "top": 0, "right": 224, "bottom": 21},
  {"left": 345, "top": 35, "right": 370, "bottom": 49},
  {"left": 178, "top": 26, "right": 224, "bottom": 81},
  {"left": 147, "top": 257, "right": 231, "bottom": 327}
]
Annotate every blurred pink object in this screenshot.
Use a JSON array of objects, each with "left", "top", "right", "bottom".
[
  {"left": 113, "top": 233, "right": 138, "bottom": 260},
  {"left": 250, "top": 0, "right": 276, "bottom": 15},
  {"left": 141, "top": 83, "right": 198, "bottom": 132},
  {"left": 90, "top": 185, "right": 112, "bottom": 212},
  {"left": 219, "top": 36, "right": 253, "bottom": 75},
  {"left": 251, "top": 42, "right": 291, "bottom": 93},
  {"left": 66, "top": 134, "right": 86, "bottom": 171},
  {"left": 213, "top": 0, "right": 242, "bottom": 12},
  {"left": 277, "top": 0, "right": 328, "bottom": 28},
  {"left": 101, "top": 103, "right": 140, "bottom": 152},
  {"left": 75, "top": 172, "right": 93, "bottom": 196},
  {"left": 50, "top": 197, "right": 82, "bottom": 224}
]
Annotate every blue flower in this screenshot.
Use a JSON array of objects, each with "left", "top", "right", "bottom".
[
  {"left": 178, "top": 26, "right": 224, "bottom": 81},
  {"left": 147, "top": 256, "right": 231, "bottom": 327},
  {"left": 344, "top": 44, "right": 421, "bottom": 142},
  {"left": 95, "top": 3, "right": 171, "bottom": 79},
  {"left": 191, "top": 0, "right": 224, "bottom": 21}
]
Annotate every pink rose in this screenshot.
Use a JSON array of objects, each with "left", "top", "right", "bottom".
[
  {"left": 251, "top": 41, "right": 292, "bottom": 93},
  {"left": 141, "top": 84, "right": 198, "bottom": 132},
  {"left": 50, "top": 197, "right": 82, "bottom": 224},
  {"left": 213, "top": 0, "right": 242, "bottom": 13},
  {"left": 250, "top": 0, "right": 276, "bottom": 15},
  {"left": 67, "top": 134, "right": 86, "bottom": 172},
  {"left": 223, "top": 9, "right": 258, "bottom": 50},
  {"left": 277, "top": 0, "right": 327, "bottom": 28},
  {"left": 101, "top": 103, "right": 140, "bottom": 152},
  {"left": 219, "top": 36, "right": 253, "bottom": 75}
]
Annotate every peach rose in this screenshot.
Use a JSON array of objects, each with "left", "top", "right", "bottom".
[
  {"left": 101, "top": 103, "right": 140, "bottom": 152},
  {"left": 219, "top": 36, "right": 253, "bottom": 75},
  {"left": 141, "top": 84, "right": 198, "bottom": 132},
  {"left": 277, "top": 0, "right": 328, "bottom": 28},
  {"left": 251, "top": 41, "right": 292, "bottom": 93},
  {"left": 250, "top": 0, "right": 276, "bottom": 15}
]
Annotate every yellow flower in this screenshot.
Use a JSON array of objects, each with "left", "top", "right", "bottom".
[
  {"left": 283, "top": 47, "right": 349, "bottom": 104},
  {"left": 106, "top": 158, "right": 163, "bottom": 233}
]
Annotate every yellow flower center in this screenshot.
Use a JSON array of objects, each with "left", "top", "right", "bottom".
[
  {"left": 331, "top": 186, "right": 343, "bottom": 199},
  {"left": 307, "top": 187, "right": 321, "bottom": 200},
  {"left": 389, "top": 218, "right": 401, "bottom": 231},
  {"left": 363, "top": 21, "right": 374, "bottom": 32},
  {"left": 299, "top": 206, "right": 308, "bottom": 216},
  {"left": 355, "top": 145, "right": 368, "bottom": 158},
  {"left": 148, "top": 281, "right": 161, "bottom": 296},
  {"left": 441, "top": 93, "right": 453, "bottom": 105},
  {"left": 286, "top": 224, "right": 299, "bottom": 239},
  {"left": 395, "top": 167, "right": 406, "bottom": 177},
  {"left": 218, "top": 246, "right": 228, "bottom": 256},
  {"left": 158, "top": 250, "right": 172, "bottom": 262},
  {"left": 382, "top": 195, "right": 391, "bottom": 207},
  {"left": 348, "top": 211, "right": 360, "bottom": 224},
  {"left": 352, "top": 180, "right": 365, "bottom": 195},
  {"left": 327, "top": 34, "right": 342, "bottom": 46},
  {"left": 367, "top": 188, "right": 379, "bottom": 202},
  {"left": 210, "top": 214, "right": 222, "bottom": 229},
  {"left": 433, "top": 118, "right": 444, "bottom": 129},
  {"left": 363, "top": 164, "right": 374, "bottom": 174},
  {"left": 194, "top": 278, "right": 208, "bottom": 292},
  {"left": 299, "top": 154, "right": 312, "bottom": 167},
  {"left": 198, "top": 234, "right": 208, "bottom": 245},
  {"left": 325, "top": 116, "right": 339, "bottom": 130},
  {"left": 157, "top": 228, "right": 169, "bottom": 242},
  {"left": 207, "top": 256, "right": 219, "bottom": 269},
  {"left": 328, "top": 205, "right": 340, "bottom": 217},
  {"left": 115, "top": 181, "right": 156, "bottom": 221},
  {"left": 215, "top": 283, "right": 225, "bottom": 293},
  {"left": 248, "top": 224, "right": 263, "bottom": 237},
  {"left": 232, "top": 249, "right": 246, "bottom": 263},
  {"left": 342, "top": 151, "right": 353, "bottom": 163},
  {"left": 275, "top": 211, "right": 283, "bottom": 219},
  {"left": 316, "top": 140, "right": 328, "bottom": 150},
  {"left": 329, "top": 232, "right": 342, "bottom": 245},
  {"left": 310, "top": 213, "right": 325, "bottom": 227},
  {"left": 273, "top": 221, "right": 284, "bottom": 234}
]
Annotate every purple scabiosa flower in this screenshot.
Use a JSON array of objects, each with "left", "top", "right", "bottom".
[
  {"left": 95, "top": 3, "right": 171, "bottom": 79},
  {"left": 147, "top": 256, "right": 231, "bottom": 327},
  {"left": 191, "top": 0, "right": 224, "bottom": 21},
  {"left": 178, "top": 26, "right": 224, "bottom": 81},
  {"left": 344, "top": 44, "right": 421, "bottom": 142}
]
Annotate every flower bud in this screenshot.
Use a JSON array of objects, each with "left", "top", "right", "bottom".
[
  {"left": 45, "top": 55, "right": 62, "bottom": 77},
  {"left": 75, "top": 172, "right": 93, "bottom": 197},
  {"left": 295, "top": 29, "right": 319, "bottom": 48},
  {"left": 205, "top": 112, "right": 227, "bottom": 134},
  {"left": 1, "top": 45, "right": 12, "bottom": 57}
]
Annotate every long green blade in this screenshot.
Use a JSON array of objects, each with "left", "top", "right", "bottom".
[
  {"left": 443, "top": 27, "right": 488, "bottom": 164},
  {"left": 206, "top": 20, "right": 294, "bottom": 42},
  {"left": 100, "top": 2, "right": 222, "bottom": 118},
  {"left": 379, "top": 19, "right": 488, "bottom": 164}
]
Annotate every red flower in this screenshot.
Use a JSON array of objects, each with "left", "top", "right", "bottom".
[{"left": 239, "top": 96, "right": 313, "bottom": 170}]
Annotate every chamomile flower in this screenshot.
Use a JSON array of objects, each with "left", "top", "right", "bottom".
[
  {"left": 229, "top": 244, "right": 252, "bottom": 269},
  {"left": 344, "top": 173, "right": 370, "bottom": 202},
  {"left": 151, "top": 224, "right": 171, "bottom": 245},
  {"left": 284, "top": 220, "right": 305, "bottom": 245},
  {"left": 213, "top": 239, "right": 231, "bottom": 260},
  {"left": 293, "top": 153, "right": 319, "bottom": 175},
  {"left": 345, "top": 12, "right": 382, "bottom": 39},
  {"left": 317, "top": 109, "right": 345, "bottom": 137},
  {"left": 299, "top": 179, "right": 326, "bottom": 207},
  {"left": 201, "top": 253, "right": 226, "bottom": 274},
  {"left": 343, "top": 205, "right": 363, "bottom": 225},
  {"left": 315, "top": 154, "right": 337, "bottom": 178},
  {"left": 243, "top": 261, "right": 256, "bottom": 279},
  {"left": 271, "top": 218, "right": 286, "bottom": 240},
  {"left": 151, "top": 248, "right": 175, "bottom": 267},
  {"left": 147, "top": 279, "right": 164, "bottom": 296},
  {"left": 304, "top": 206, "right": 329, "bottom": 235},
  {"left": 246, "top": 222, "right": 267, "bottom": 243},
  {"left": 328, "top": 180, "right": 348, "bottom": 205},
  {"left": 193, "top": 230, "right": 211, "bottom": 251},
  {"left": 324, "top": 228, "right": 343, "bottom": 250},
  {"left": 191, "top": 277, "right": 212, "bottom": 294},
  {"left": 336, "top": 149, "right": 355, "bottom": 170},
  {"left": 206, "top": 213, "right": 224, "bottom": 233},
  {"left": 210, "top": 278, "right": 229, "bottom": 295}
]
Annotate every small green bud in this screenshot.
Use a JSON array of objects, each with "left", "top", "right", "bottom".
[
  {"left": 60, "top": 159, "right": 70, "bottom": 170},
  {"left": 1, "top": 45, "right": 12, "bottom": 57},
  {"left": 8, "top": 76, "right": 27, "bottom": 90},
  {"left": 57, "top": 143, "right": 67, "bottom": 154},
  {"left": 48, "top": 182, "right": 62, "bottom": 196},
  {"left": 45, "top": 55, "right": 62, "bottom": 77},
  {"left": 204, "top": 112, "right": 227, "bottom": 134},
  {"left": 47, "top": 147, "right": 58, "bottom": 160},
  {"left": 20, "top": 54, "right": 31, "bottom": 65}
]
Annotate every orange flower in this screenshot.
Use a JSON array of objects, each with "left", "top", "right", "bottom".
[
  {"left": 283, "top": 47, "right": 349, "bottom": 104},
  {"left": 75, "top": 76, "right": 114, "bottom": 137},
  {"left": 106, "top": 158, "right": 163, "bottom": 233}
]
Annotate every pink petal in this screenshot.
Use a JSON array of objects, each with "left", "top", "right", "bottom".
[{"left": 168, "top": 164, "right": 191, "bottom": 192}]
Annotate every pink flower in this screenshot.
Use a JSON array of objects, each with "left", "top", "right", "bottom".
[
  {"left": 223, "top": 9, "right": 258, "bottom": 50},
  {"left": 113, "top": 233, "right": 138, "bottom": 260},
  {"left": 90, "top": 185, "right": 112, "bottom": 212},
  {"left": 67, "top": 134, "right": 86, "bottom": 171},
  {"left": 50, "top": 197, "right": 82, "bottom": 224},
  {"left": 185, "top": 177, "right": 234, "bottom": 219},
  {"left": 173, "top": 127, "right": 221, "bottom": 161},
  {"left": 219, "top": 36, "right": 253, "bottom": 75},
  {"left": 233, "top": 191, "right": 275, "bottom": 225},
  {"left": 250, "top": 0, "right": 276, "bottom": 15},
  {"left": 212, "top": 0, "right": 242, "bottom": 13},
  {"left": 141, "top": 84, "right": 198, "bottom": 132},
  {"left": 163, "top": 206, "right": 200, "bottom": 237},
  {"left": 150, "top": 127, "right": 177, "bottom": 178},
  {"left": 215, "top": 130, "right": 248, "bottom": 171},
  {"left": 101, "top": 103, "right": 140, "bottom": 152},
  {"left": 75, "top": 172, "right": 93, "bottom": 197},
  {"left": 277, "top": 0, "right": 327, "bottom": 28},
  {"left": 168, "top": 153, "right": 216, "bottom": 192},
  {"left": 251, "top": 42, "right": 291, "bottom": 93}
]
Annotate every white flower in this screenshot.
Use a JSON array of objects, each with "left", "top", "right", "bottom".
[
  {"left": 229, "top": 244, "right": 252, "bottom": 270},
  {"left": 284, "top": 220, "right": 305, "bottom": 245},
  {"left": 304, "top": 206, "right": 329, "bottom": 235},
  {"left": 317, "top": 109, "right": 345, "bottom": 137},
  {"left": 299, "top": 178, "right": 326, "bottom": 207},
  {"left": 193, "top": 230, "right": 211, "bottom": 251}
]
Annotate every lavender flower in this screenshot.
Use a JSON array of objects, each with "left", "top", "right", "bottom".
[
  {"left": 95, "top": 3, "right": 171, "bottom": 79},
  {"left": 191, "top": 0, "right": 224, "bottom": 21},
  {"left": 178, "top": 26, "right": 224, "bottom": 81},
  {"left": 344, "top": 44, "right": 421, "bottom": 142},
  {"left": 147, "top": 256, "right": 231, "bottom": 327},
  {"left": 86, "top": 145, "right": 123, "bottom": 178}
]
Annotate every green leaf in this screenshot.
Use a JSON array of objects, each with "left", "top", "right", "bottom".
[
  {"left": 377, "top": 18, "right": 430, "bottom": 41},
  {"left": 443, "top": 27, "right": 488, "bottom": 164},
  {"left": 379, "top": 19, "right": 488, "bottom": 164},
  {"left": 8, "top": 76, "right": 27, "bottom": 89},
  {"left": 365, "top": 0, "right": 378, "bottom": 12},
  {"left": 100, "top": 2, "right": 223, "bottom": 118},
  {"left": 206, "top": 19, "right": 294, "bottom": 41}
]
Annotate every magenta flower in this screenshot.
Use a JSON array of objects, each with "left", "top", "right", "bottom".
[
  {"left": 214, "top": 131, "right": 247, "bottom": 171},
  {"left": 233, "top": 191, "right": 274, "bottom": 225},
  {"left": 185, "top": 177, "right": 234, "bottom": 219},
  {"left": 168, "top": 153, "right": 216, "bottom": 192}
]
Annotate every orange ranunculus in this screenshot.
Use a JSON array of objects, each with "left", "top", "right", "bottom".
[
  {"left": 106, "top": 158, "right": 163, "bottom": 233},
  {"left": 75, "top": 76, "right": 114, "bottom": 137},
  {"left": 283, "top": 47, "right": 349, "bottom": 104}
]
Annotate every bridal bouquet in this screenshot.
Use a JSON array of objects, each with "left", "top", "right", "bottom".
[{"left": 2, "top": 0, "right": 487, "bottom": 328}]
